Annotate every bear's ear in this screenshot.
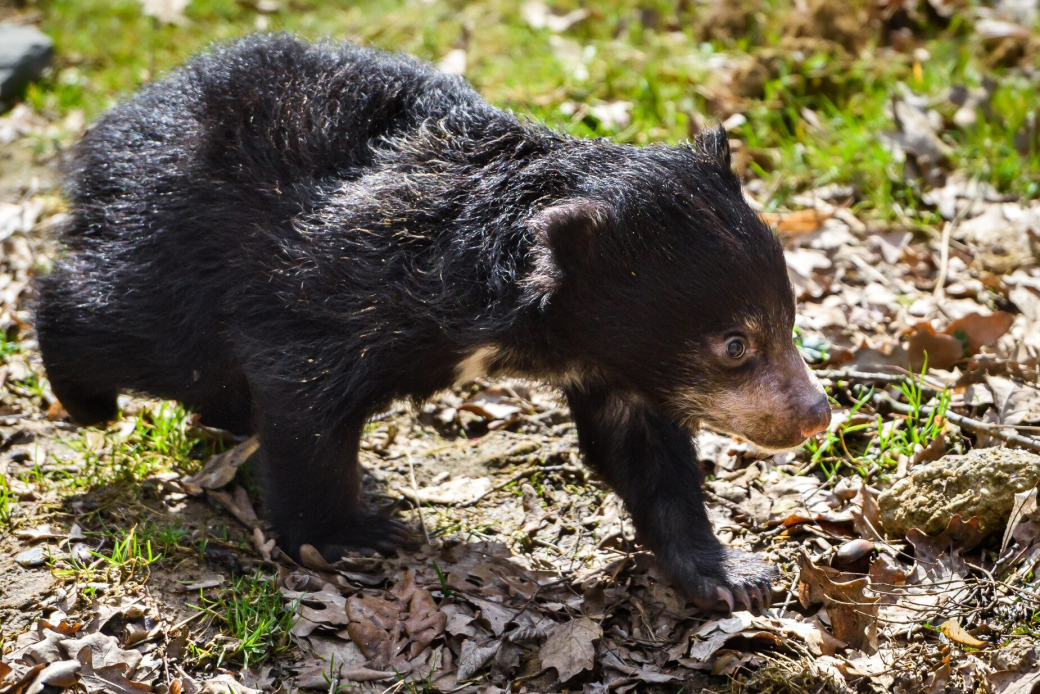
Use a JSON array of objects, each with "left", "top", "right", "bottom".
[
  {"left": 694, "top": 126, "right": 731, "bottom": 168},
  {"left": 523, "top": 199, "right": 611, "bottom": 307}
]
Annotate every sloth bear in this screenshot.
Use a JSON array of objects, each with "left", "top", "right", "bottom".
[{"left": 35, "top": 34, "right": 830, "bottom": 614}]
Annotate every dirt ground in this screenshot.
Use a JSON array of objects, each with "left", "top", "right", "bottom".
[{"left": 4, "top": 2, "right": 1040, "bottom": 692}]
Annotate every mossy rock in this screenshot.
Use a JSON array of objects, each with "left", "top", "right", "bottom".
[{"left": 878, "top": 448, "right": 1040, "bottom": 538}]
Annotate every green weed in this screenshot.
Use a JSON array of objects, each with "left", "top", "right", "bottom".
[
  {"left": 136, "top": 521, "right": 191, "bottom": 556},
  {"left": 193, "top": 571, "right": 297, "bottom": 668},
  {"left": 802, "top": 361, "right": 952, "bottom": 482},
  {"left": 63, "top": 402, "right": 212, "bottom": 490},
  {"left": 21, "top": 0, "right": 1039, "bottom": 223},
  {"left": 0, "top": 332, "right": 20, "bottom": 362},
  {"left": 0, "top": 475, "right": 15, "bottom": 527},
  {"left": 90, "top": 525, "right": 162, "bottom": 579}
]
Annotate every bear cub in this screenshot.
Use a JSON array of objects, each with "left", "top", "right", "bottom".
[{"left": 35, "top": 35, "right": 830, "bottom": 614}]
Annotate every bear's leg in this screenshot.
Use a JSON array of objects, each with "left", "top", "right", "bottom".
[
  {"left": 252, "top": 401, "right": 412, "bottom": 562},
  {"left": 565, "top": 383, "right": 776, "bottom": 615},
  {"left": 47, "top": 372, "right": 118, "bottom": 426},
  {"left": 36, "top": 328, "right": 119, "bottom": 426}
]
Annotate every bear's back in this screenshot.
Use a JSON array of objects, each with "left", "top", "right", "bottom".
[{"left": 66, "top": 34, "right": 493, "bottom": 227}]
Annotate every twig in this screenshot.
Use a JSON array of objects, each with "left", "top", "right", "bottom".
[
  {"left": 813, "top": 368, "right": 945, "bottom": 393},
  {"left": 458, "top": 464, "right": 577, "bottom": 507},
  {"left": 873, "top": 391, "right": 1040, "bottom": 453},
  {"left": 933, "top": 220, "right": 954, "bottom": 300},
  {"left": 933, "top": 187, "right": 974, "bottom": 300},
  {"left": 814, "top": 367, "right": 1040, "bottom": 452},
  {"left": 776, "top": 567, "right": 801, "bottom": 618},
  {"left": 406, "top": 454, "right": 431, "bottom": 546}
]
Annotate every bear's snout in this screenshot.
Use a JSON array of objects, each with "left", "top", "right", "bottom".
[{"left": 797, "top": 392, "right": 832, "bottom": 439}]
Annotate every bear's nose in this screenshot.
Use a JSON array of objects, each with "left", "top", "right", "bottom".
[{"left": 799, "top": 396, "right": 832, "bottom": 439}]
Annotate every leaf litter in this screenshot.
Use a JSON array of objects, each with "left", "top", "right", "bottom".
[{"left": 6, "top": 2, "right": 1040, "bottom": 693}]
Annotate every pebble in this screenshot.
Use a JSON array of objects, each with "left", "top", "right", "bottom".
[{"left": 15, "top": 545, "right": 47, "bottom": 567}]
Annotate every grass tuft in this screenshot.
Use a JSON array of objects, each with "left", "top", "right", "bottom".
[{"left": 193, "top": 571, "right": 297, "bottom": 668}]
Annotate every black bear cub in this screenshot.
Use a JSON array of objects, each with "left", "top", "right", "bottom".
[{"left": 35, "top": 35, "right": 830, "bottom": 614}]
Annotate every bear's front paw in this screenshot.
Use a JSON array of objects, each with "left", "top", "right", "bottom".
[
  {"left": 317, "top": 516, "right": 416, "bottom": 561},
  {"left": 668, "top": 547, "right": 778, "bottom": 616}
]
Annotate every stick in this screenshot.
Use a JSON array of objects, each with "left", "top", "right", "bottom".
[
  {"left": 934, "top": 220, "right": 953, "bottom": 299},
  {"left": 813, "top": 368, "right": 946, "bottom": 393},
  {"left": 406, "top": 454, "right": 431, "bottom": 546},
  {"left": 458, "top": 464, "right": 578, "bottom": 507},
  {"left": 815, "top": 367, "right": 1040, "bottom": 452},
  {"left": 872, "top": 391, "right": 1040, "bottom": 453},
  {"left": 933, "top": 189, "right": 974, "bottom": 300}
]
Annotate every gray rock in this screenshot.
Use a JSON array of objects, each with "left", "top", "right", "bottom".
[
  {"left": 878, "top": 448, "right": 1040, "bottom": 537},
  {"left": 15, "top": 545, "right": 47, "bottom": 567},
  {"left": 0, "top": 25, "right": 54, "bottom": 102}
]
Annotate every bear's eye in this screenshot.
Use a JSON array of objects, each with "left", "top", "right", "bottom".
[{"left": 726, "top": 338, "right": 747, "bottom": 360}]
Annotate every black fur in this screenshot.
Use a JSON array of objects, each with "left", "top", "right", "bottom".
[{"left": 35, "top": 34, "right": 823, "bottom": 614}]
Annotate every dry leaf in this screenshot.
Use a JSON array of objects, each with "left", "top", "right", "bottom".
[
  {"left": 456, "top": 640, "right": 501, "bottom": 682},
  {"left": 944, "top": 311, "right": 1014, "bottom": 354},
  {"left": 940, "top": 619, "right": 985, "bottom": 648},
  {"left": 1002, "top": 488, "right": 1038, "bottom": 555},
  {"left": 762, "top": 208, "right": 831, "bottom": 235},
  {"left": 137, "top": 0, "right": 191, "bottom": 25},
  {"left": 540, "top": 617, "right": 601, "bottom": 682},
  {"left": 409, "top": 476, "right": 492, "bottom": 505},
  {"left": 907, "top": 322, "right": 964, "bottom": 371},
  {"left": 183, "top": 437, "right": 259, "bottom": 493},
  {"left": 199, "top": 674, "right": 259, "bottom": 693},
  {"left": 75, "top": 648, "right": 149, "bottom": 694},
  {"left": 206, "top": 486, "right": 259, "bottom": 527},
  {"left": 797, "top": 552, "right": 879, "bottom": 652}
]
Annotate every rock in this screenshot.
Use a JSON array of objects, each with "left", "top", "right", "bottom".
[
  {"left": 878, "top": 448, "right": 1040, "bottom": 537},
  {"left": 992, "top": 638, "right": 1037, "bottom": 672},
  {"left": 0, "top": 26, "right": 54, "bottom": 102},
  {"left": 15, "top": 545, "right": 48, "bottom": 567}
]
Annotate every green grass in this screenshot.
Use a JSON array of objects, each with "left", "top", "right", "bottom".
[
  {"left": 802, "top": 366, "right": 953, "bottom": 482},
  {"left": 193, "top": 571, "right": 297, "bottom": 668},
  {"left": 0, "top": 475, "right": 14, "bottom": 527},
  {"left": 90, "top": 524, "right": 162, "bottom": 575},
  {"left": 17, "top": 0, "right": 1040, "bottom": 221},
  {"left": 0, "top": 332, "right": 21, "bottom": 362},
  {"left": 61, "top": 402, "right": 213, "bottom": 490},
  {"left": 136, "top": 520, "right": 191, "bottom": 556}
]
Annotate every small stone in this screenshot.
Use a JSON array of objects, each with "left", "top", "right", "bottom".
[
  {"left": 0, "top": 26, "right": 54, "bottom": 102},
  {"left": 878, "top": 448, "right": 1040, "bottom": 537},
  {"left": 15, "top": 545, "right": 47, "bottom": 567},
  {"left": 992, "top": 638, "right": 1037, "bottom": 672},
  {"left": 835, "top": 539, "right": 874, "bottom": 564}
]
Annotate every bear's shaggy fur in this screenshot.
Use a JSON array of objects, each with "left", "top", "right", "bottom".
[{"left": 35, "top": 34, "right": 829, "bottom": 614}]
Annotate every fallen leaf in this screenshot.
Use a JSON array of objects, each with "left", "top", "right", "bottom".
[
  {"left": 15, "top": 525, "right": 67, "bottom": 543},
  {"left": 137, "top": 0, "right": 191, "bottom": 25},
  {"left": 199, "top": 674, "right": 259, "bottom": 693},
  {"left": 456, "top": 640, "right": 501, "bottom": 682},
  {"left": 540, "top": 617, "right": 601, "bottom": 682},
  {"left": 797, "top": 552, "right": 879, "bottom": 652},
  {"left": 436, "top": 49, "right": 466, "bottom": 76},
  {"left": 75, "top": 648, "right": 149, "bottom": 694},
  {"left": 206, "top": 486, "right": 259, "bottom": 527},
  {"left": 460, "top": 389, "right": 524, "bottom": 422},
  {"left": 24, "top": 659, "right": 81, "bottom": 690},
  {"left": 762, "top": 208, "right": 831, "bottom": 235},
  {"left": 589, "top": 101, "right": 633, "bottom": 131},
  {"left": 522, "top": 0, "right": 588, "bottom": 31},
  {"left": 183, "top": 437, "right": 259, "bottom": 493},
  {"left": 940, "top": 619, "right": 985, "bottom": 648},
  {"left": 907, "top": 322, "right": 964, "bottom": 370},
  {"left": 944, "top": 311, "right": 1014, "bottom": 354},
  {"left": 1002, "top": 488, "right": 1038, "bottom": 555},
  {"left": 408, "top": 477, "right": 492, "bottom": 505}
]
